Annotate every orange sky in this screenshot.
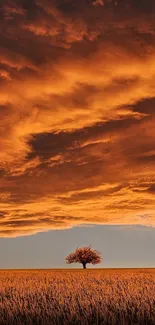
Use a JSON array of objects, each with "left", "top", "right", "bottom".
[{"left": 1, "top": 0, "right": 155, "bottom": 237}]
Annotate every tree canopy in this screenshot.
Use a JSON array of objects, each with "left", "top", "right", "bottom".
[{"left": 65, "top": 245, "right": 101, "bottom": 269}]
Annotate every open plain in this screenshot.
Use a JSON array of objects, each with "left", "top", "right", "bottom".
[{"left": 0, "top": 268, "right": 154, "bottom": 325}]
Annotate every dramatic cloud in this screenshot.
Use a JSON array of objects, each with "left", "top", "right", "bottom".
[{"left": 0, "top": 0, "right": 155, "bottom": 236}]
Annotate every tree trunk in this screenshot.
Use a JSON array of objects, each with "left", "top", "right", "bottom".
[{"left": 82, "top": 263, "right": 86, "bottom": 269}]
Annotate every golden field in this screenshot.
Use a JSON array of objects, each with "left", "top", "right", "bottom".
[{"left": 0, "top": 269, "right": 155, "bottom": 325}]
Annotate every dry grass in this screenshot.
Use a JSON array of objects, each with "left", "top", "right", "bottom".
[{"left": 0, "top": 268, "right": 155, "bottom": 324}]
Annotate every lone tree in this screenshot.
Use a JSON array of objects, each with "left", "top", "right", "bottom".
[{"left": 65, "top": 245, "right": 101, "bottom": 269}]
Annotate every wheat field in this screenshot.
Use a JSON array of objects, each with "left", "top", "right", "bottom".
[{"left": 0, "top": 268, "right": 154, "bottom": 325}]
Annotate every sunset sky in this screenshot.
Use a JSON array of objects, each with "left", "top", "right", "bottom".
[{"left": 0, "top": 0, "right": 155, "bottom": 267}]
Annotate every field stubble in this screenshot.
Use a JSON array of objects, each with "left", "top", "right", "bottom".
[{"left": 0, "top": 268, "right": 154, "bottom": 325}]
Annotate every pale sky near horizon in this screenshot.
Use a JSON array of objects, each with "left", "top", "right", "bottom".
[{"left": 0, "top": 225, "right": 154, "bottom": 269}]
